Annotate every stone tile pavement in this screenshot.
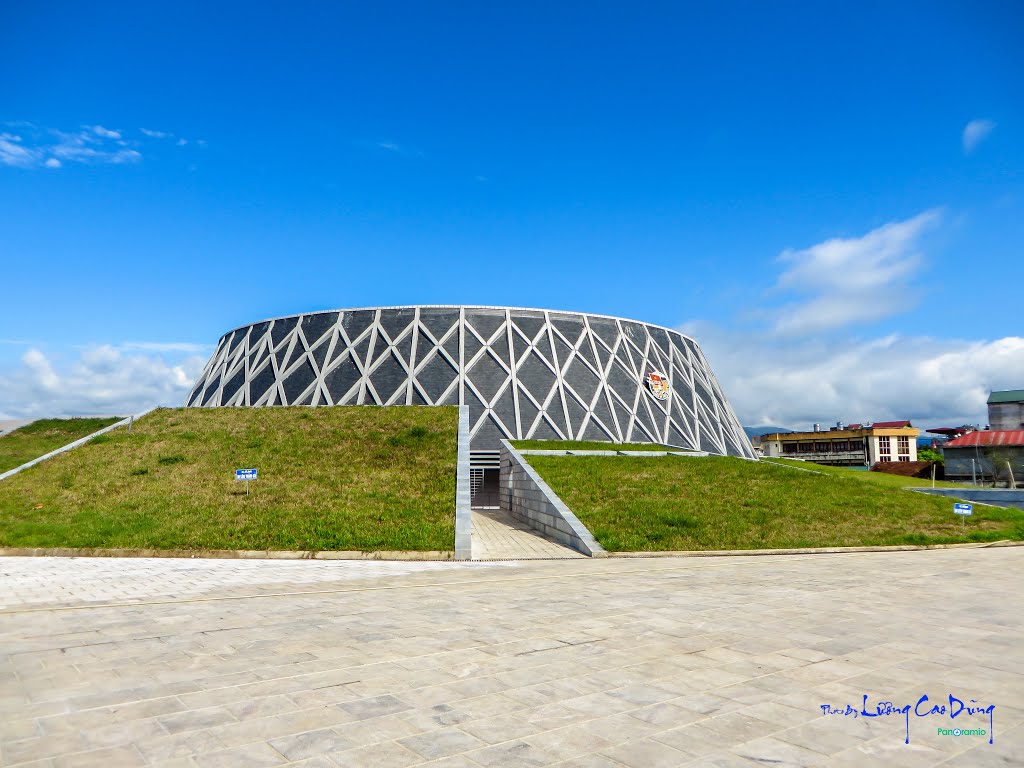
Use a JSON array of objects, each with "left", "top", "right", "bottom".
[
  {"left": 1, "top": 547, "right": 1021, "bottom": 767},
  {"left": 470, "top": 509, "right": 584, "bottom": 560},
  {"left": 0, "top": 557, "right": 505, "bottom": 612}
]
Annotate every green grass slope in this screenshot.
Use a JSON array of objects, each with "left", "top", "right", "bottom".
[
  {"left": 0, "top": 417, "right": 122, "bottom": 473},
  {"left": 0, "top": 407, "right": 458, "bottom": 552},
  {"left": 761, "top": 457, "right": 973, "bottom": 489},
  {"left": 529, "top": 455, "right": 1024, "bottom": 551}
]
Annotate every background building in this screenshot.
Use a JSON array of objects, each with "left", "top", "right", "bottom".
[
  {"left": 988, "top": 390, "right": 1024, "bottom": 431},
  {"left": 186, "top": 306, "right": 755, "bottom": 465},
  {"left": 943, "top": 430, "right": 1024, "bottom": 486},
  {"left": 760, "top": 421, "right": 919, "bottom": 466}
]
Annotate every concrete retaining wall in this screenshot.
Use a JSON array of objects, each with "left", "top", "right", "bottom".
[
  {"left": 454, "top": 405, "right": 472, "bottom": 560},
  {"left": 499, "top": 440, "right": 606, "bottom": 557}
]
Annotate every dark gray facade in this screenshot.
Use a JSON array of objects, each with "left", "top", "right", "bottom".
[
  {"left": 945, "top": 445, "right": 1024, "bottom": 485},
  {"left": 185, "top": 305, "right": 754, "bottom": 458},
  {"left": 988, "top": 392, "right": 1024, "bottom": 431}
]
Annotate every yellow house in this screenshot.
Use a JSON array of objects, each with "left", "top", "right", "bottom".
[{"left": 760, "top": 421, "right": 919, "bottom": 467}]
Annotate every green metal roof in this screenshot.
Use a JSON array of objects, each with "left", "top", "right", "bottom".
[{"left": 987, "top": 389, "right": 1024, "bottom": 404}]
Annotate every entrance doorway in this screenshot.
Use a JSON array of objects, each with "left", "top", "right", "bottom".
[{"left": 469, "top": 451, "right": 501, "bottom": 509}]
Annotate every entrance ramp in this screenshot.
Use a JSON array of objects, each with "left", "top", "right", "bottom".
[{"left": 470, "top": 508, "right": 585, "bottom": 560}]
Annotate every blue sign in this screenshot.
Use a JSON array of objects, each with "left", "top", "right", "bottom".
[
  {"left": 953, "top": 503, "right": 973, "bottom": 515},
  {"left": 235, "top": 468, "right": 258, "bottom": 481}
]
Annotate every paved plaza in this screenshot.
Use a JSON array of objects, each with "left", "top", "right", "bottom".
[{"left": 1, "top": 547, "right": 1022, "bottom": 767}]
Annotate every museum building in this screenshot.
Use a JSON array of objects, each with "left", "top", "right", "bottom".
[{"left": 185, "top": 305, "right": 755, "bottom": 472}]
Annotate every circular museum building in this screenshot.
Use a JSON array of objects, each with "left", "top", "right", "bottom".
[{"left": 185, "top": 305, "right": 754, "bottom": 460}]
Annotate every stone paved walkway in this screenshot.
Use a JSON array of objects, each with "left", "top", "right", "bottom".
[
  {"left": 470, "top": 509, "right": 584, "bottom": 560},
  {"left": 0, "top": 558, "right": 510, "bottom": 612},
  {"left": 1, "top": 547, "right": 1022, "bottom": 767}
]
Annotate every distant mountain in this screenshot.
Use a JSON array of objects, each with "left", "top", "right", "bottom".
[{"left": 743, "top": 425, "right": 793, "bottom": 438}]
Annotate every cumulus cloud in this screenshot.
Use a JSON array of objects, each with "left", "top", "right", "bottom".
[
  {"left": 768, "top": 210, "right": 940, "bottom": 336},
  {"left": 689, "top": 322, "right": 1024, "bottom": 430},
  {"left": 682, "top": 210, "right": 1019, "bottom": 430},
  {"left": 963, "top": 119, "right": 995, "bottom": 154},
  {"left": 22, "top": 349, "right": 60, "bottom": 391},
  {"left": 0, "top": 346, "right": 206, "bottom": 420}
]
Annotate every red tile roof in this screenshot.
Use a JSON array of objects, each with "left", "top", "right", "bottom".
[
  {"left": 944, "top": 430, "right": 1024, "bottom": 448},
  {"left": 871, "top": 420, "right": 913, "bottom": 429}
]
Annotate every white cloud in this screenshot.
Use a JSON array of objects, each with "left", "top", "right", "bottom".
[
  {"left": 0, "top": 346, "right": 205, "bottom": 420},
  {"left": 0, "top": 133, "right": 35, "bottom": 168},
  {"left": 963, "top": 119, "right": 995, "bottom": 154},
  {"left": 139, "top": 128, "right": 198, "bottom": 147},
  {"left": 682, "top": 210, "right": 1021, "bottom": 430},
  {"left": 0, "top": 122, "right": 199, "bottom": 169},
  {"left": 689, "top": 320, "right": 1024, "bottom": 430},
  {"left": 88, "top": 124, "right": 121, "bottom": 140},
  {"left": 119, "top": 341, "right": 212, "bottom": 353},
  {"left": 0, "top": 125, "right": 141, "bottom": 168},
  {"left": 50, "top": 129, "right": 142, "bottom": 165},
  {"left": 22, "top": 348, "right": 60, "bottom": 391},
  {"left": 768, "top": 210, "right": 940, "bottom": 336}
]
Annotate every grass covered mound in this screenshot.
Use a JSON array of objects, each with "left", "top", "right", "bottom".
[
  {"left": 0, "top": 417, "right": 123, "bottom": 473},
  {"left": 761, "top": 457, "right": 972, "bottom": 490},
  {"left": 0, "top": 407, "right": 458, "bottom": 552},
  {"left": 528, "top": 455, "right": 1024, "bottom": 551}
]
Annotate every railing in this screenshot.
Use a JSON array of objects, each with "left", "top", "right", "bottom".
[{"left": 778, "top": 451, "right": 868, "bottom": 463}]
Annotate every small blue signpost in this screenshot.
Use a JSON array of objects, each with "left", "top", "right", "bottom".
[
  {"left": 953, "top": 502, "right": 972, "bottom": 531},
  {"left": 235, "top": 468, "right": 258, "bottom": 495}
]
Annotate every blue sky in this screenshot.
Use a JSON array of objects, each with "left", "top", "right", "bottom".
[{"left": 2, "top": 2, "right": 1022, "bottom": 426}]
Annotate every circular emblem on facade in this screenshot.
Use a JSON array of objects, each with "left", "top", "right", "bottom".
[{"left": 646, "top": 370, "right": 670, "bottom": 401}]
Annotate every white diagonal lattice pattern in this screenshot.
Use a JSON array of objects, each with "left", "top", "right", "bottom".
[{"left": 186, "top": 306, "right": 755, "bottom": 457}]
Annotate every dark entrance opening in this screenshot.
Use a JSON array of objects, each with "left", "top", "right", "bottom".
[
  {"left": 470, "top": 450, "right": 501, "bottom": 509},
  {"left": 471, "top": 469, "right": 500, "bottom": 509}
]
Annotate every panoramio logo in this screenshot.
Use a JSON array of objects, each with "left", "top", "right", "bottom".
[{"left": 938, "top": 727, "right": 987, "bottom": 737}]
